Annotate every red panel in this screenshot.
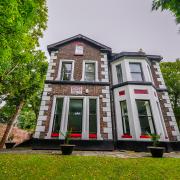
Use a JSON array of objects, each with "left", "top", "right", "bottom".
[
  {"left": 121, "top": 134, "right": 132, "bottom": 138},
  {"left": 70, "top": 133, "right": 82, "bottom": 138},
  {"left": 140, "top": 135, "right": 151, "bottom": 138},
  {"left": 134, "top": 89, "right": 148, "bottom": 94},
  {"left": 119, "top": 90, "right": 125, "bottom": 96},
  {"left": 89, "top": 134, "right": 97, "bottom": 139},
  {"left": 51, "top": 133, "right": 60, "bottom": 137}
]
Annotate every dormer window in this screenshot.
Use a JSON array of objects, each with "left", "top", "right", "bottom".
[
  {"left": 61, "top": 62, "right": 72, "bottom": 80},
  {"left": 85, "top": 62, "right": 95, "bottom": 81},
  {"left": 129, "top": 63, "right": 144, "bottom": 81}
]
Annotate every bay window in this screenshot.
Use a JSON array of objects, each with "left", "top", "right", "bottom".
[
  {"left": 136, "top": 100, "right": 156, "bottom": 135},
  {"left": 116, "top": 64, "right": 123, "bottom": 83},
  {"left": 120, "top": 101, "right": 130, "bottom": 135},
  {"left": 129, "top": 63, "right": 144, "bottom": 81}
]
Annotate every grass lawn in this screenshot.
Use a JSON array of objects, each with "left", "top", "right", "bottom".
[{"left": 0, "top": 154, "right": 180, "bottom": 179}]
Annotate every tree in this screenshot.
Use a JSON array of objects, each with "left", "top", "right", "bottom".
[
  {"left": 152, "top": 0, "right": 180, "bottom": 25},
  {"left": 0, "top": 0, "right": 48, "bottom": 148},
  {"left": 160, "top": 60, "right": 180, "bottom": 128}
]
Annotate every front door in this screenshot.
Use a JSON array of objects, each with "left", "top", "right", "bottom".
[{"left": 67, "top": 99, "right": 83, "bottom": 134}]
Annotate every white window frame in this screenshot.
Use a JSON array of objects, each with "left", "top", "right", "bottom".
[
  {"left": 81, "top": 60, "right": 99, "bottom": 82},
  {"left": 46, "top": 95, "right": 101, "bottom": 140},
  {"left": 56, "top": 59, "right": 75, "bottom": 81}
]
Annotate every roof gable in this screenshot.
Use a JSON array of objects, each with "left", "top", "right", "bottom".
[{"left": 47, "top": 34, "right": 111, "bottom": 53}]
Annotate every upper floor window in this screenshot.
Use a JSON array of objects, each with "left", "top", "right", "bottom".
[
  {"left": 116, "top": 64, "right": 123, "bottom": 83},
  {"left": 75, "top": 45, "right": 84, "bottom": 55},
  {"left": 85, "top": 63, "right": 95, "bottom": 81},
  {"left": 129, "top": 63, "right": 144, "bottom": 81},
  {"left": 61, "top": 62, "right": 72, "bottom": 80},
  {"left": 136, "top": 100, "right": 156, "bottom": 135}
]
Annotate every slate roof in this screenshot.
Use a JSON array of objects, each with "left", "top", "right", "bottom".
[
  {"left": 111, "top": 51, "right": 162, "bottom": 62},
  {"left": 47, "top": 34, "right": 112, "bottom": 53}
]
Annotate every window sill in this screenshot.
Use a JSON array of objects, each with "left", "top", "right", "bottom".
[
  {"left": 140, "top": 135, "right": 151, "bottom": 138},
  {"left": 121, "top": 134, "right": 132, "bottom": 138},
  {"left": 51, "top": 133, "right": 60, "bottom": 137},
  {"left": 70, "top": 133, "right": 82, "bottom": 138},
  {"left": 89, "top": 134, "right": 97, "bottom": 139}
]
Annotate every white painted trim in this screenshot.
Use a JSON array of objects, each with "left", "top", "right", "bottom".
[
  {"left": 81, "top": 60, "right": 99, "bottom": 82},
  {"left": 56, "top": 59, "right": 75, "bottom": 81}
]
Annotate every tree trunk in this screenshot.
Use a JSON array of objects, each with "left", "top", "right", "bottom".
[{"left": 0, "top": 101, "right": 24, "bottom": 149}]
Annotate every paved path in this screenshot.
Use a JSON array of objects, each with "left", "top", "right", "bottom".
[{"left": 0, "top": 149, "right": 180, "bottom": 158}]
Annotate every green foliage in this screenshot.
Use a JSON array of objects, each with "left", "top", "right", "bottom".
[
  {"left": 160, "top": 60, "right": 180, "bottom": 128},
  {"left": 60, "top": 129, "right": 72, "bottom": 144},
  {"left": 0, "top": 0, "right": 48, "bottom": 93},
  {"left": 150, "top": 133, "right": 161, "bottom": 147},
  {"left": 0, "top": 0, "right": 48, "bottom": 128},
  {"left": 18, "top": 106, "right": 36, "bottom": 131},
  {"left": 152, "top": 0, "right": 180, "bottom": 25},
  {"left": 0, "top": 155, "right": 180, "bottom": 179}
]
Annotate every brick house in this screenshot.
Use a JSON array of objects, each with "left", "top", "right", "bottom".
[{"left": 33, "top": 34, "right": 180, "bottom": 150}]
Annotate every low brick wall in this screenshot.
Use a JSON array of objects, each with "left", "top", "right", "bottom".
[{"left": 0, "top": 123, "right": 32, "bottom": 145}]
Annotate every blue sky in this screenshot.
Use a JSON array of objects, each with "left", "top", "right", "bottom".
[{"left": 39, "top": 0, "right": 180, "bottom": 61}]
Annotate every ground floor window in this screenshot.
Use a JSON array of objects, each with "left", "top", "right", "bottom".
[
  {"left": 120, "top": 101, "right": 130, "bottom": 135},
  {"left": 89, "top": 99, "right": 97, "bottom": 134},
  {"left": 49, "top": 96, "right": 101, "bottom": 139},
  {"left": 67, "top": 99, "right": 83, "bottom": 133},
  {"left": 52, "top": 98, "right": 64, "bottom": 135},
  {"left": 136, "top": 100, "right": 156, "bottom": 135}
]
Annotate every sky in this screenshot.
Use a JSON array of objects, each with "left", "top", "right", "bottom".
[{"left": 39, "top": 0, "right": 180, "bottom": 62}]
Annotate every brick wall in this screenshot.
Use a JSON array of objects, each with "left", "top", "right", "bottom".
[
  {"left": 35, "top": 40, "right": 112, "bottom": 140},
  {"left": 0, "top": 123, "right": 32, "bottom": 145},
  {"left": 151, "top": 61, "right": 180, "bottom": 141}
]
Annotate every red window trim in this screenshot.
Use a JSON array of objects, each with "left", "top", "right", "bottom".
[
  {"left": 134, "top": 89, "right": 148, "bottom": 94},
  {"left": 140, "top": 135, "right": 151, "bottom": 138},
  {"left": 119, "top": 90, "right": 125, "bottom": 96},
  {"left": 70, "top": 133, "right": 82, "bottom": 138},
  {"left": 121, "top": 134, "right": 132, "bottom": 138},
  {"left": 51, "top": 133, "right": 60, "bottom": 137},
  {"left": 89, "top": 134, "right": 97, "bottom": 139}
]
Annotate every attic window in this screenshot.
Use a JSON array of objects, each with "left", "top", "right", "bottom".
[{"left": 75, "top": 45, "right": 84, "bottom": 55}]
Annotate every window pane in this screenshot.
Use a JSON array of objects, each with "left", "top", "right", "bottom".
[
  {"left": 131, "top": 73, "right": 143, "bottom": 81},
  {"left": 120, "top": 101, "right": 130, "bottom": 134},
  {"left": 85, "top": 63, "right": 95, "bottom": 81},
  {"left": 89, "top": 99, "right": 97, "bottom": 133},
  {"left": 129, "top": 63, "right": 141, "bottom": 72},
  {"left": 116, "top": 64, "right": 123, "bottom": 83},
  {"left": 68, "top": 99, "right": 83, "bottom": 133},
  {"left": 52, "top": 98, "right": 63, "bottom": 133},
  {"left": 61, "top": 62, "right": 72, "bottom": 80},
  {"left": 136, "top": 100, "right": 156, "bottom": 134}
]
